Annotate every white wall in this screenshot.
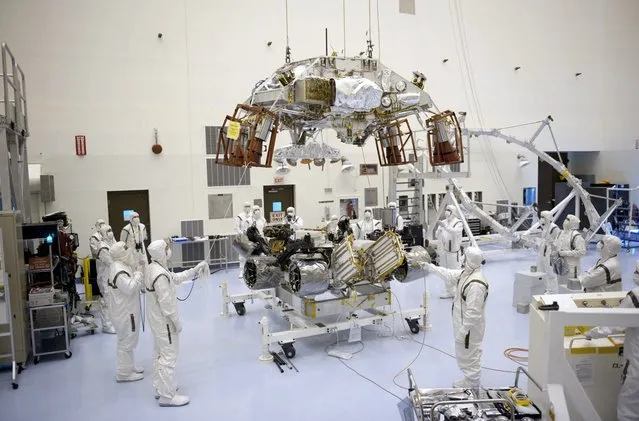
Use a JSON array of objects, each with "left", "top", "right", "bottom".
[
  {"left": 569, "top": 151, "right": 639, "bottom": 206},
  {"left": 1, "top": 0, "right": 637, "bottom": 255}
]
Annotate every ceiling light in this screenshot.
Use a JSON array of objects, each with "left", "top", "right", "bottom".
[
  {"left": 517, "top": 154, "right": 530, "bottom": 168},
  {"left": 341, "top": 157, "right": 354, "bottom": 173}
]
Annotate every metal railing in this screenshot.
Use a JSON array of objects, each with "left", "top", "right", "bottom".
[{"left": 0, "top": 43, "right": 29, "bottom": 135}]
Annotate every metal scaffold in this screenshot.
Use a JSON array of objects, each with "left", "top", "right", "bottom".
[{"left": 0, "top": 43, "right": 31, "bottom": 221}]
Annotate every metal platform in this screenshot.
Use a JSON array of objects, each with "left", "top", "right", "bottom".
[{"left": 221, "top": 282, "right": 429, "bottom": 361}]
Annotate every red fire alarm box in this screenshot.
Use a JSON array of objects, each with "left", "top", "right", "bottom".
[{"left": 75, "top": 135, "right": 86, "bottom": 156}]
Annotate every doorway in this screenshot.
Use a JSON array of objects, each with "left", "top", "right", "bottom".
[
  {"left": 263, "top": 185, "right": 295, "bottom": 223},
  {"left": 107, "top": 190, "right": 151, "bottom": 242},
  {"left": 537, "top": 152, "right": 568, "bottom": 212}
]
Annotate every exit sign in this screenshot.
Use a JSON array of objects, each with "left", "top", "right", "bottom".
[{"left": 274, "top": 176, "right": 284, "bottom": 184}]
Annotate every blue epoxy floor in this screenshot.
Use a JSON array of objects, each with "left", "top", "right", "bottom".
[{"left": 1, "top": 247, "right": 637, "bottom": 421}]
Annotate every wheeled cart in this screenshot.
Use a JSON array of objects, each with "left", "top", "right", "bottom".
[
  {"left": 29, "top": 302, "right": 72, "bottom": 364},
  {"left": 221, "top": 282, "right": 429, "bottom": 360}
]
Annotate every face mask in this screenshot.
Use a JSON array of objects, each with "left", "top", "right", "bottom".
[
  {"left": 445, "top": 210, "right": 452, "bottom": 218},
  {"left": 244, "top": 207, "right": 251, "bottom": 214},
  {"left": 288, "top": 212, "right": 294, "bottom": 218},
  {"left": 166, "top": 248, "right": 172, "bottom": 260},
  {"left": 107, "top": 230, "right": 114, "bottom": 240},
  {"left": 364, "top": 211, "right": 372, "bottom": 220},
  {"left": 132, "top": 217, "right": 140, "bottom": 225},
  {"left": 254, "top": 210, "right": 261, "bottom": 218}
]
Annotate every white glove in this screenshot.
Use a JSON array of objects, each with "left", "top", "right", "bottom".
[
  {"left": 584, "top": 328, "right": 607, "bottom": 340},
  {"left": 171, "top": 318, "right": 183, "bottom": 334},
  {"left": 195, "top": 261, "right": 209, "bottom": 277}
]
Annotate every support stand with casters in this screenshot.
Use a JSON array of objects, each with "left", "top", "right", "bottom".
[
  {"left": 222, "top": 285, "right": 426, "bottom": 360},
  {"left": 279, "top": 341, "right": 296, "bottom": 359},
  {"left": 405, "top": 317, "right": 420, "bottom": 334}
]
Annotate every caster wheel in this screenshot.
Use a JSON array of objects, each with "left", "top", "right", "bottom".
[
  {"left": 405, "top": 318, "right": 420, "bottom": 334},
  {"left": 17, "top": 364, "right": 23, "bottom": 374},
  {"left": 85, "top": 305, "right": 90, "bottom": 312},
  {"left": 234, "top": 302, "right": 246, "bottom": 316},
  {"left": 12, "top": 383, "right": 18, "bottom": 390},
  {"left": 90, "top": 330, "right": 95, "bottom": 335},
  {"left": 64, "top": 351, "right": 72, "bottom": 359},
  {"left": 33, "top": 357, "right": 40, "bottom": 365},
  {"left": 282, "top": 344, "right": 296, "bottom": 359}
]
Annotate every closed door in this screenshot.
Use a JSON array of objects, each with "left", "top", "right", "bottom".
[
  {"left": 263, "top": 185, "right": 295, "bottom": 223},
  {"left": 107, "top": 190, "right": 151, "bottom": 242}
]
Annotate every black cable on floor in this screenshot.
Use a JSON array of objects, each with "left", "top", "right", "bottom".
[{"left": 338, "top": 359, "right": 403, "bottom": 401}]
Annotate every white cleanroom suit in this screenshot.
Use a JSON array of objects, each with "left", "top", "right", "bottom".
[
  {"left": 96, "top": 224, "right": 116, "bottom": 334},
  {"left": 553, "top": 214, "right": 586, "bottom": 284},
  {"left": 108, "top": 241, "right": 145, "bottom": 382},
  {"left": 326, "top": 215, "right": 339, "bottom": 235},
  {"left": 355, "top": 208, "right": 381, "bottom": 240},
  {"left": 388, "top": 202, "right": 404, "bottom": 231},
  {"left": 585, "top": 263, "right": 639, "bottom": 421},
  {"left": 89, "top": 218, "right": 107, "bottom": 258},
  {"left": 252, "top": 205, "right": 266, "bottom": 235},
  {"left": 120, "top": 212, "right": 148, "bottom": 273},
  {"left": 286, "top": 206, "right": 304, "bottom": 230},
  {"left": 235, "top": 202, "right": 253, "bottom": 278},
  {"left": 537, "top": 211, "right": 561, "bottom": 293},
  {"left": 579, "top": 234, "right": 623, "bottom": 293},
  {"left": 146, "top": 239, "right": 209, "bottom": 407},
  {"left": 427, "top": 247, "right": 488, "bottom": 388},
  {"left": 436, "top": 205, "right": 464, "bottom": 299}
]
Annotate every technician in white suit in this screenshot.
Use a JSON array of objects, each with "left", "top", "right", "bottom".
[
  {"left": 235, "top": 202, "right": 253, "bottom": 278},
  {"left": 387, "top": 202, "right": 404, "bottom": 231},
  {"left": 120, "top": 212, "right": 148, "bottom": 273},
  {"left": 146, "top": 239, "right": 208, "bottom": 407},
  {"left": 354, "top": 207, "right": 381, "bottom": 240},
  {"left": 95, "top": 224, "right": 116, "bottom": 334},
  {"left": 108, "top": 242, "right": 144, "bottom": 382},
  {"left": 553, "top": 214, "right": 586, "bottom": 284},
  {"left": 537, "top": 211, "right": 561, "bottom": 293},
  {"left": 252, "top": 205, "right": 266, "bottom": 235},
  {"left": 436, "top": 205, "right": 464, "bottom": 299},
  {"left": 89, "top": 218, "right": 107, "bottom": 258},
  {"left": 579, "top": 234, "right": 623, "bottom": 293},
  {"left": 286, "top": 207, "right": 304, "bottom": 230},
  {"left": 426, "top": 247, "right": 489, "bottom": 388},
  {"left": 585, "top": 262, "right": 639, "bottom": 421}
]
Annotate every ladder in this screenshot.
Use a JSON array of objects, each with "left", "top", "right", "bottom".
[
  {"left": 390, "top": 153, "right": 425, "bottom": 225},
  {"left": 0, "top": 228, "right": 20, "bottom": 389}
]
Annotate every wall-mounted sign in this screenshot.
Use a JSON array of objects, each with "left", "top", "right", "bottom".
[
  {"left": 75, "top": 135, "right": 87, "bottom": 156},
  {"left": 270, "top": 211, "right": 285, "bottom": 223},
  {"left": 360, "top": 164, "right": 378, "bottom": 175}
]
